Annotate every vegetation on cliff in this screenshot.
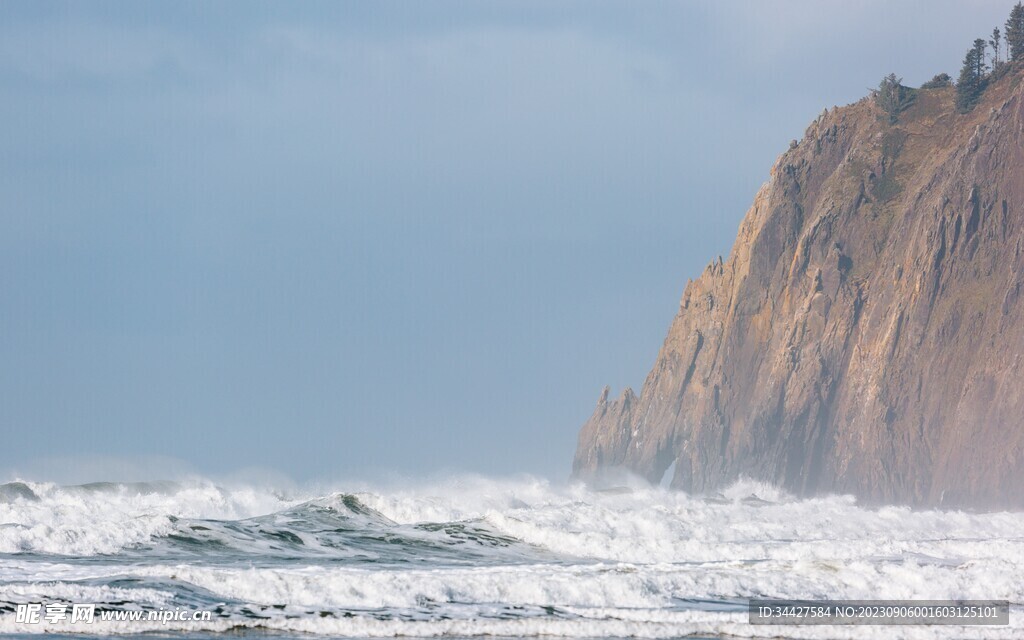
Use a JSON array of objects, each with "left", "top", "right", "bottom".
[
  {"left": 871, "top": 3, "right": 1024, "bottom": 116},
  {"left": 954, "top": 2, "right": 1024, "bottom": 111}
]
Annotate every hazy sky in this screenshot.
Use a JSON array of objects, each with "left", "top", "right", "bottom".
[{"left": 0, "top": 1, "right": 1014, "bottom": 483}]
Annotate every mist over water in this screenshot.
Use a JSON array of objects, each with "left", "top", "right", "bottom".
[{"left": 1, "top": 474, "right": 1022, "bottom": 638}]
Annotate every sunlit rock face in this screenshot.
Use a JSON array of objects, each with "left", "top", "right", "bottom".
[{"left": 574, "top": 69, "right": 1024, "bottom": 509}]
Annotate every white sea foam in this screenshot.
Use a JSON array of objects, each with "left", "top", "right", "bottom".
[
  {"left": 0, "top": 475, "right": 1022, "bottom": 637},
  {"left": 0, "top": 479, "right": 299, "bottom": 555}
]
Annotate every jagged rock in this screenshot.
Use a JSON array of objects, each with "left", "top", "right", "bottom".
[{"left": 574, "top": 68, "right": 1024, "bottom": 509}]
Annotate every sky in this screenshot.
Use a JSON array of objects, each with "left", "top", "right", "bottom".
[{"left": 0, "top": 0, "right": 1015, "bottom": 484}]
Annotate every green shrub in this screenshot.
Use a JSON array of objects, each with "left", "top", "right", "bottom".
[{"left": 921, "top": 73, "right": 952, "bottom": 89}]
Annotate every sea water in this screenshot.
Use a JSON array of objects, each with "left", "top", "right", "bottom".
[{"left": 0, "top": 475, "right": 1021, "bottom": 638}]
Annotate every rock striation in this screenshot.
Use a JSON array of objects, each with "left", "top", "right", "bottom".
[{"left": 573, "top": 67, "right": 1024, "bottom": 509}]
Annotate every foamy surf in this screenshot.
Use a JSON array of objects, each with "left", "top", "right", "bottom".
[{"left": 0, "top": 475, "right": 1021, "bottom": 638}]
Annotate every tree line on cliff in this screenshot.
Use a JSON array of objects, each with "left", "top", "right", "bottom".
[
  {"left": 954, "top": 1, "right": 1022, "bottom": 112},
  {"left": 874, "top": 2, "right": 1024, "bottom": 121}
]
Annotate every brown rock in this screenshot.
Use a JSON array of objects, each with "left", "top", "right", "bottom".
[{"left": 573, "top": 69, "right": 1024, "bottom": 509}]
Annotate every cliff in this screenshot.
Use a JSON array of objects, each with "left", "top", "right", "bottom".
[{"left": 573, "top": 67, "right": 1024, "bottom": 509}]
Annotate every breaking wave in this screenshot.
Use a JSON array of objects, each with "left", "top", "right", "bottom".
[{"left": 0, "top": 475, "right": 1022, "bottom": 638}]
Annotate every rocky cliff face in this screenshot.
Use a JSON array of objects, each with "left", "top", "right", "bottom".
[{"left": 574, "top": 68, "right": 1024, "bottom": 509}]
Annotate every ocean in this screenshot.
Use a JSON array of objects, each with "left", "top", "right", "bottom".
[{"left": 0, "top": 475, "right": 1020, "bottom": 639}]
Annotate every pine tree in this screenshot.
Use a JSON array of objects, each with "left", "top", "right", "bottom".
[
  {"left": 876, "top": 73, "right": 899, "bottom": 123},
  {"left": 973, "top": 38, "right": 989, "bottom": 78},
  {"left": 956, "top": 45, "right": 985, "bottom": 112},
  {"left": 991, "top": 27, "right": 1002, "bottom": 66},
  {"left": 1007, "top": 2, "right": 1024, "bottom": 61},
  {"left": 874, "top": 73, "right": 913, "bottom": 123}
]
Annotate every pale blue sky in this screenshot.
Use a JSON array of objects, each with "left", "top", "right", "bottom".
[{"left": 0, "top": 1, "right": 1013, "bottom": 483}]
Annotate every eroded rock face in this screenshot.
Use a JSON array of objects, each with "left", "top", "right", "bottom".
[{"left": 574, "top": 69, "right": 1024, "bottom": 509}]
